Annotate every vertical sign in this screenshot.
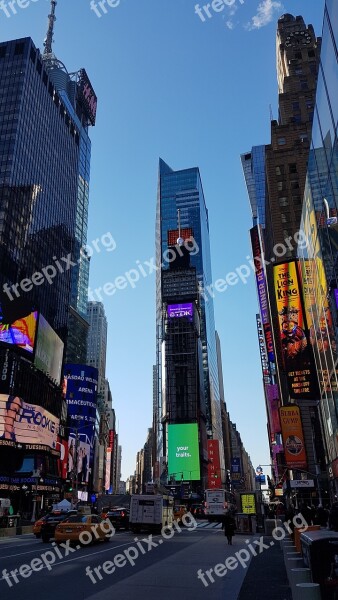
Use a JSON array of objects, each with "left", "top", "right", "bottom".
[
  {"left": 207, "top": 439, "right": 222, "bottom": 489},
  {"left": 279, "top": 405, "right": 307, "bottom": 468},
  {"left": 273, "top": 262, "right": 318, "bottom": 399}
]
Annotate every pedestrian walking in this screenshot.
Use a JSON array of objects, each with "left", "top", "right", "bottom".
[{"left": 222, "top": 513, "right": 236, "bottom": 545}]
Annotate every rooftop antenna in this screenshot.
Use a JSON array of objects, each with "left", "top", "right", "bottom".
[
  {"left": 43, "top": 0, "right": 57, "bottom": 56},
  {"left": 177, "top": 209, "right": 184, "bottom": 246}
]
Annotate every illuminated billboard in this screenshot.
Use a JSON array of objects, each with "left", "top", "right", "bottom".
[
  {"left": 34, "top": 315, "right": 64, "bottom": 383},
  {"left": 0, "top": 394, "right": 59, "bottom": 452},
  {"left": 250, "top": 226, "right": 275, "bottom": 363},
  {"left": 207, "top": 439, "right": 222, "bottom": 489},
  {"left": 0, "top": 311, "right": 38, "bottom": 355},
  {"left": 168, "top": 228, "right": 193, "bottom": 246},
  {"left": 167, "top": 303, "right": 193, "bottom": 320},
  {"left": 168, "top": 423, "right": 200, "bottom": 481},
  {"left": 241, "top": 494, "right": 256, "bottom": 515},
  {"left": 78, "top": 69, "right": 97, "bottom": 126},
  {"left": 273, "top": 262, "right": 318, "bottom": 399},
  {"left": 279, "top": 405, "right": 307, "bottom": 469},
  {"left": 64, "top": 365, "right": 98, "bottom": 484}
]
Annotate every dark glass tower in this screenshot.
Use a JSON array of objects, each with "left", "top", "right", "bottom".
[
  {"left": 0, "top": 31, "right": 96, "bottom": 360},
  {"left": 155, "top": 159, "right": 224, "bottom": 484}
]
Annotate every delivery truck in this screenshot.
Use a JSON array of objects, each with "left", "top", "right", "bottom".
[{"left": 129, "top": 494, "right": 174, "bottom": 534}]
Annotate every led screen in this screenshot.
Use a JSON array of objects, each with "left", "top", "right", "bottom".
[
  {"left": 34, "top": 315, "right": 64, "bottom": 383},
  {"left": 168, "top": 423, "right": 200, "bottom": 481},
  {"left": 167, "top": 303, "right": 193, "bottom": 320},
  {"left": 0, "top": 311, "right": 38, "bottom": 355}
]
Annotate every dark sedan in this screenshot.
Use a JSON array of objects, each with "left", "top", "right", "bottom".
[{"left": 105, "top": 508, "right": 129, "bottom": 531}]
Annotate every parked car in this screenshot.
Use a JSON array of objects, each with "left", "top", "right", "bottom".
[
  {"left": 40, "top": 511, "right": 78, "bottom": 543},
  {"left": 190, "top": 504, "right": 205, "bottom": 519},
  {"left": 55, "top": 514, "right": 110, "bottom": 545},
  {"left": 105, "top": 507, "right": 130, "bottom": 531}
]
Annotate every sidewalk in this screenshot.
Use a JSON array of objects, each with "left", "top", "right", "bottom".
[{"left": 238, "top": 536, "right": 292, "bottom": 600}]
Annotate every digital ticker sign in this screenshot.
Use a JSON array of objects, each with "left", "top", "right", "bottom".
[{"left": 168, "top": 423, "right": 200, "bottom": 481}]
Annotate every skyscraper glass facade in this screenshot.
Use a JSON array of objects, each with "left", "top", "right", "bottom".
[
  {"left": 0, "top": 38, "right": 95, "bottom": 360},
  {"left": 155, "top": 159, "right": 224, "bottom": 473}
]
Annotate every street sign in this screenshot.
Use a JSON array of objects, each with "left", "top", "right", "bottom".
[{"left": 290, "top": 480, "right": 315, "bottom": 488}]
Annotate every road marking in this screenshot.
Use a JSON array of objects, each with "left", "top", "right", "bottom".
[
  {"left": 270, "top": 541, "right": 274, "bottom": 546},
  {"left": 158, "top": 539, "right": 163, "bottom": 544},
  {"left": 76, "top": 545, "right": 80, "bottom": 550}
]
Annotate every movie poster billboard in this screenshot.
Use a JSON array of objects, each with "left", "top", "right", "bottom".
[
  {"left": 0, "top": 394, "right": 59, "bottom": 452},
  {"left": 64, "top": 365, "right": 98, "bottom": 485},
  {"left": 34, "top": 315, "right": 64, "bottom": 383},
  {"left": 207, "top": 439, "right": 222, "bottom": 489},
  {"left": 273, "top": 262, "right": 318, "bottom": 399},
  {"left": 0, "top": 310, "right": 38, "bottom": 356},
  {"left": 279, "top": 405, "right": 307, "bottom": 468}
]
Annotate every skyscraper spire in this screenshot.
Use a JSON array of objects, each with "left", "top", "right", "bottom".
[{"left": 43, "top": 0, "right": 57, "bottom": 55}]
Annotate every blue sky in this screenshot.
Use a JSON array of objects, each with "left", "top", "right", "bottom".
[{"left": 2, "top": 0, "right": 325, "bottom": 481}]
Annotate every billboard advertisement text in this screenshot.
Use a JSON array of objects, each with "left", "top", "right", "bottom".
[
  {"left": 207, "top": 439, "right": 222, "bottom": 489},
  {"left": 0, "top": 394, "right": 59, "bottom": 452},
  {"left": 279, "top": 405, "right": 307, "bottom": 469},
  {"left": 168, "top": 423, "right": 200, "bottom": 481},
  {"left": 273, "top": 262, "right": 318, "bottom": 399}
]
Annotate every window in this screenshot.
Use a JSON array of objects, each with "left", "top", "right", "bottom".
[
  {"left": 278, "top": 137, "right": 286, "bottom": 145},
  {"left": 292, "top": 196, "right": 302, "bottom": 205},
  {"left": 291, "top": 181, "right": 300, "bottom": 190},
  {"left": 308, "top": 50, "right": 315, "bottom": 58},
  {"left": 281, "top": 213, "right": 290, "bottom": 223},
  {"left": 295, "top": 68, "right": 303, "bottom": 75},
  {"left": 306, "top": 100, "right": 313, "bottom": 110},
  {"left": 295, "top": 52, "right": 302, "bottom": 59},
  {"left": 291, "top": 115, "right": 301, "bottom": 123},
  {"left": 0, "top": 46, "right": 7, "bottom": 59},
  {"left": 300, "top": 133, "right": 308, "bottom": 142},
  {"left": 279, "top": 197, "right": 289, "bottom": 207},
  {"left": 277, "top": 181, "right": 284, "bottom": 191},
  {"left": 292, "top": 102, "right": 300, "bottom": 110},
  {"left": 14, "top": 43, "right": 24, "bottom": 55},
  {"left": 276, "top": 165, "right": 285, "bottom": 176},
  {"left": 289, "top": 163, "right": 297, "bottom": 174}
]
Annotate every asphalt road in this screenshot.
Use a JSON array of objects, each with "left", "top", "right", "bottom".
[{"left": 0, "top": 522, "right": 258, "bottom": 600}]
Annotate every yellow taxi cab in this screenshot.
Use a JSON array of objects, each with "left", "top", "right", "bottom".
[
  {"left": 174, "top": 505, "right": 187, "bottom": 523},
  {"left": 55, "top": 514, "right": 111, "bottom": 545},
  {"left": 33, "top": 515, "right": 48, "bottom": 538}
]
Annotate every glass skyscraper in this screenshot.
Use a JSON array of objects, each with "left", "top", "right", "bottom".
[
  {"left": 0, "top": 36, "right": 97, "bottom": 361},
  {"left": 155, "top": 159, "right": 224, "bottom": 481}
]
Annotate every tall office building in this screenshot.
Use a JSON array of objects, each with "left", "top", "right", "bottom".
[
  {"left": 297, "top": 0, "right": 338, "bottom": 499},
  {"left": 0, "top": 1, "right": 97, "bottom": 361},
  {"left": 242, "top": 14, "right": 327, "bottom": 499},
  {"left": 264, "top": 14, "right": 321, "bottom": 259},
  {"left": 155, "top": 159, "right": 224, "bottom": 488},
  {"left": 87, "top": 301, "right": 108, "bottom": 392}
]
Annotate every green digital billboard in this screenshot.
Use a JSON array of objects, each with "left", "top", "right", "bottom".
[{"left": 168, "top": 423, "right": 200, "bottom": 481}]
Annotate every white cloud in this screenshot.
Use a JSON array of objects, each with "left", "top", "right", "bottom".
[
  {"left": 226, "top": 20, "right": 235, "bottom": 29},
  {"left": 246, "top": 0, "right": 283, "bottom": 30}
]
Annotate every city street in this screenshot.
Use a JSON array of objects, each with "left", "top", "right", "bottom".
[{"left": 0, "top": 524, "right": 257, "bottom": 600}]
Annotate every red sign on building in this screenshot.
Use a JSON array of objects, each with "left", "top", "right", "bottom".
[{"left": 207, "top": 440, "right": 222, "bottom": 489}]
